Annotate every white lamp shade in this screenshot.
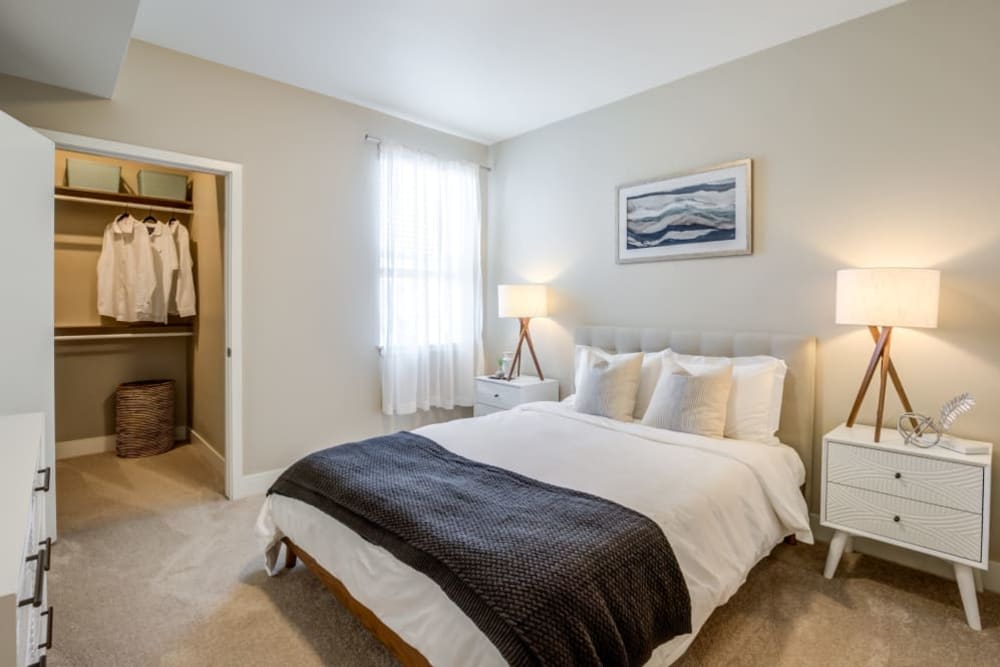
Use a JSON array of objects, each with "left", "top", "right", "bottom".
[
  {"left": 835, "top": 268, "right": 940, "bottom": 328},
  {"left": 498, "top": 284, "right": 547, "bottom": 319}
]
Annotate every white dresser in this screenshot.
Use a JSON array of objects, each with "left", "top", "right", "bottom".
[
  {"left": 473, "top": 376, "right": 560, "bottom": 416},
  {"left": 0, "top": 414, "right": 53, "bottom": 667},
  {"left": 821, "top": 423, "right": 991, "bottom": 630}
]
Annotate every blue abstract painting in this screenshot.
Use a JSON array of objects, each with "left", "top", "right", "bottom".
[
  {"left": 617, "top": 161, "right": 751, "bottom": 262},
  {"left": 625, "top": 178, "right": 736, "bottom": 248}
]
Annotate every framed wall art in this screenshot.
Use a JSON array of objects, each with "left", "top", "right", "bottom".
[{"left": 617, "top": 159, "right": 752, "bottom": 263}]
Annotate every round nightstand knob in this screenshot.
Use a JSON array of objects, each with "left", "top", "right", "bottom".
[
  {"left": 893, "top": 515, "right": 901, "bottom": 523},
  {"left": 493, "top": 393, "right": 500, "bottom": 398},
  {"left": 894, "top": 472, "right": 902, "bottom": 479}
]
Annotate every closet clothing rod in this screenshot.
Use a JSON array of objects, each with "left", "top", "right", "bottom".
[
  {"left": 364, "top": 134, "right": 492, "bottom": 172},
  {"left": 55, "top": 194, "right": 194, "bottom": 215},
  {"left": 54, "top": 331, "right": 194, "bottom": 342}
]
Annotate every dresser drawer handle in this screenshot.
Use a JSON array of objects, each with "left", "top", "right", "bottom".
[
  {"left": 894, "top": 472, "right": 901, "bottom": 479},
  {"left": 18, "top": 548, "right": 45, "bottom": 607},
  {"left": 25, "top": 538, "right": 51, "bottom": 571},
  {"left": 40, "top": 538, "right": 52, "bottom": 571},
  {"left": 28, "top": 655, "right": 46, "bottom": 667},
  {"left": 893, "top": 515, "right": 901, "bottom": 523},
  {"left": 34, "top": 467, "right": 51, "bottom": 493},
  {"left": 38, "top": 606, "right": 53, "bottom": 650}
]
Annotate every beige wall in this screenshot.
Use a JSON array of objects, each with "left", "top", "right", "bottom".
[
  {"left": 188, "top": 172, "right": 226, "bottom": 455},
  {"left": 54, "top": 339, "right": 189, "bottom": 441},
  {"left": 486, "top": 0, "right": 1000, "bottom": 555},
  {"left": 0, "top": 39, "right": 487, "bottom": 474}
]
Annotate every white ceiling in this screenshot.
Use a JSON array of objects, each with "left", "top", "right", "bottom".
[
  {"left": 0, "top": 0, "right": 139, "bottom": 97},
  {"left": 1, "top": 1, "right": 906, "bottom": 142},
  {"left": 132, "top": 0, "right": 905, "bottom": 143}
]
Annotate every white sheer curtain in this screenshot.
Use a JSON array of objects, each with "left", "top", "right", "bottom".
[{"left": 378, "top": 142, "right": 483, "bottom": 415}]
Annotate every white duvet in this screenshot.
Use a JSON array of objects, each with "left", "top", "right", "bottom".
[{"left": 257, "top": 402, "right": 812, "bottom": 666}]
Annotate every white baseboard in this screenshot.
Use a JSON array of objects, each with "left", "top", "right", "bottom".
[
  {"left": 188, "top": 428, "right": 225, "bottom": 475},
  {"left": 235, "top": 468, "right": 284, "bottom": 499},
  {"left": 810, "top": 513, "right": 1000, "bottom": 593},
  {"left": 57, "top": 426, "right": 188, "bottom": 460},
  {"left": 56, "top": 434, "right": 115, "bottom": 459}
]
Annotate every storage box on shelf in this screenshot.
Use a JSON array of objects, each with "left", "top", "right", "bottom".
[
  {"left": 137, "top": 170, "right": 188, "bottom": 201},
  {"left": 65, "top": 158, "right": 120, "bottom": 193}
]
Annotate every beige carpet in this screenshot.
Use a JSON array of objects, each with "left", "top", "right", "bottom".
[{"left": 50, "top": 446, "right": 999, "bottom": 666}]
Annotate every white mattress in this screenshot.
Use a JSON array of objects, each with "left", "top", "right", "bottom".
[{"left": 257, "top": 402, "right": 813, "bottom": 666}]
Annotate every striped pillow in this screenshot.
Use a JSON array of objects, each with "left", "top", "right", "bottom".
[
  {"left": 641, "top": 363, "right": 734, "bottom": 438},
  {"left": 573, "top": 349, "right": 645, "bottom": 421}
]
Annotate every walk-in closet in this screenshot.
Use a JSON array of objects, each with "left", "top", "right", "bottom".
[{"left": 53, "top": 148, "right": 226, "bottom": 490}]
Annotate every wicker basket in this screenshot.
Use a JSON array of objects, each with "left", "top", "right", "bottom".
[{"left": 115, "top": 379, "right": 176, "bottom": 458}]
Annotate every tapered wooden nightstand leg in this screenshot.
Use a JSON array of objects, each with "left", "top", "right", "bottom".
[
  {"left": 954, "top": 563, "right": 982, "bottom": 630},
  {"left": 824, "top": 530, "right": 849, "bottom": 579},
  {"left": 973, "top": 569, "right": 984, "bottom": 593},
  {"left": 843, "top": 535, "right": 854, "bottom": 554}
]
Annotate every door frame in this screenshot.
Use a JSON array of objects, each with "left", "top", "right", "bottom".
[{"left": 39, "top": 128, "right": 244, "bottom": 500}]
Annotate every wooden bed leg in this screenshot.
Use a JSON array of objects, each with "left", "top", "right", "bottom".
[
  {"left": 783, "top": 535, "right": 798, "bottom": 546},
  {"left": 284, "top": 540, "right": 298, "bottom": 569}
]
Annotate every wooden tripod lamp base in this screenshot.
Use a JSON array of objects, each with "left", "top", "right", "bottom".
[
  {"left": 505, "top": 318, "right": 543, "bottom": 381},
  {"left": 845, "top": 326, "right": 914, "bottom": 442}
]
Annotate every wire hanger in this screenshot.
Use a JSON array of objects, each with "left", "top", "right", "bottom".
[{"left": 143, "top": 208, "right": 158, "bottom": 234}]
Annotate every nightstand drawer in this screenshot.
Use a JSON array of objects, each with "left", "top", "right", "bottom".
[
  {"left": 827, "top": 441, "right": 983, "bottom": 514},
  {"left": 826, "top": 482, "right": 983, "bottom": 562},
  {"left": 475, "top": 382, "right": 522, "bottom": 409}
]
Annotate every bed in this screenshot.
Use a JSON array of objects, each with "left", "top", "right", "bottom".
[{"left": 257, "top": 326, "right": 817, "bottom": 666}]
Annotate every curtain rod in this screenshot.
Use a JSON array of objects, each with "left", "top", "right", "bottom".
[{"left": 365, "top": 133, "right": 492, "bottom": 172}]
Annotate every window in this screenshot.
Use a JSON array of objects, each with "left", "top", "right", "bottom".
[{"left": 378, "top": 142, "right": 483, "bottom": 415}]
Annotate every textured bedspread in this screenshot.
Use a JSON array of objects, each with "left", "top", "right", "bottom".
[{"left": 268, "top": 430, "right": 692, "bottom": 667}]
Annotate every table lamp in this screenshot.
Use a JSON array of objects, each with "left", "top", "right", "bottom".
[
  {"left": 836, "top": 268, "right": 940, "bottom": 442},
  {"left": 498, "top": 284, "right": 547, "bottom": 380}
]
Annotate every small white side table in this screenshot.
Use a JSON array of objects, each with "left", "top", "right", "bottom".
[
  {"left": 820, "top": 423, "right": 992, "bottom": 630},
  {"left": 473, "top": 375, "right": 559, "bottom": 417}
]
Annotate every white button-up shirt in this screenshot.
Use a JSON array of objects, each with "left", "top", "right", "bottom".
[
  {"left": 168, "top": 219, "right": 197, "bottom": 318},
  {"left": 137, "top": 220, "right": 179, "bottom": 324},
  {"left": 97, "top": 215, "right": 157, "bottom": 322}
]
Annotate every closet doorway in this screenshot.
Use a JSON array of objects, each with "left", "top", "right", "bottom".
[{"left": 42, "top": 130, "right": 243, "bottom": 500}]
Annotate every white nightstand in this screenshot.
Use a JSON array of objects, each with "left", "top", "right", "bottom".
[
  {"left": 821, "top": 423, "right": 992, "bottom": 630},
  {"left": 474, "top": 375, "right": 559, "bottom": 416}
]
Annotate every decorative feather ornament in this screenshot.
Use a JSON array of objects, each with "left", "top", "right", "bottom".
[{"left": 939, "top": 393, "right": 975, "bottom": 432}]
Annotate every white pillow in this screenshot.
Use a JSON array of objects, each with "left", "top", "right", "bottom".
[
  {"left": 573, "top": 348, "right": 644, "bottom": 421},
  {"left": 669, "top": 352, "right": 787, "bottom": 444},
  {"left": 641, "top": 363, "right": 733, "bottom": 438},
  {"left": 574, "top": 345, "right": 670, "bottom": 420},
  {"left": 634, "top": 349, "right": 672, "bottom": 420}
]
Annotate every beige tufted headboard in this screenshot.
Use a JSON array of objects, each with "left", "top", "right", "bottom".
[{"left": 574, "top": 326, "right": 817, "bottom": 485}]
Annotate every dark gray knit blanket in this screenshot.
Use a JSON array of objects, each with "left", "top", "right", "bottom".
[{"left": 269, "top": 431, "right": 691, "bottom": 666}]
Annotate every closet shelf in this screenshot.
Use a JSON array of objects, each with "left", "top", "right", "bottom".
[
  {"left": 55, "top": 186, "right": 193, "bottom": 215},
  {"left": 54, "top": 325, "right": 194, "bottom": 342}
]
